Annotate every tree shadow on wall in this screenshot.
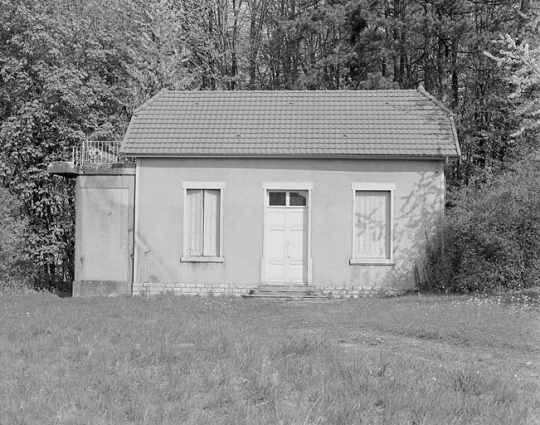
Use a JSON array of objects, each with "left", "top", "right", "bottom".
[{"left": 391, "top": 169, "right": 445, "bottom": 289}]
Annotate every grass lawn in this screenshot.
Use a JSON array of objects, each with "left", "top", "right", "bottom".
[{"left": 1, "top": 291, "right": 539, "bottom": 425}]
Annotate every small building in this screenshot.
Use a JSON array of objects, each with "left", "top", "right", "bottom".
[{"left": 49, "top": 89, "right": 460, "bottom": 297}]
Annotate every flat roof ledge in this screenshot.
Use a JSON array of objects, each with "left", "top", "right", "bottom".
[{"left": 47, "top": 161, "right": 136, "bottom": 178}]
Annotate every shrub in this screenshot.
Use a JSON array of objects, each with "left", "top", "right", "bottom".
[
  {"left": 423, "top": 157, "right": 540, "bottom": 292},
  {"left": 0, "top": 187, "right": 36, "bottom": 289}
]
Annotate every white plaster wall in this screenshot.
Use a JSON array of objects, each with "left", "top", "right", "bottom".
[
  {"left": 74, "top": 174, "right": 134, "bottom": 296},
  {"left": 134, "top": 158, "right": 444, "bottom": 289}
]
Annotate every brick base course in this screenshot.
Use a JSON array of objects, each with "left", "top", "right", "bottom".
[{"left": 132, "top": 282, "right": 407, "bottom": 298}]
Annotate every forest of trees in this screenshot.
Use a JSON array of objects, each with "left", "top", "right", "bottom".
[{"left": 0, "top": 0, "right": 539, "bottom": 290}]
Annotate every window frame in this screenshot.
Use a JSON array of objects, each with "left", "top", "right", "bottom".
[
  {"left": 350, "top": 182, "right": 395, "bottom": 266},
  {"left": 181, "top": 181, "right": 225, "bottom": 263}
]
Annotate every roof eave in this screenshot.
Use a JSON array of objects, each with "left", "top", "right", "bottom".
[
  {"left": 449, "top": 115, "right": 462, "bottom": 158},
  {"left": 416, "top": 86, "right": 461, "bottom": 159},
  {"left": 120, "top": 152, "right": 459, "bottom": 160},
  {"left": 132, "top": 89, "right": 168, "bottom": 115}
]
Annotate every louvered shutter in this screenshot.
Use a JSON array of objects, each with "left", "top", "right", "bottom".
[
  {"left": 187, "top": 189, "right": 204, "bottom": 256},
  {"left": 203, "top": 189, "right": 220, "bottom": 256},
  {"left": 355, "top": 191, "right": 389, "bottom": 259}
]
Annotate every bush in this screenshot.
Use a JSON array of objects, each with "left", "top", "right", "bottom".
[
  {"left": 423, "top": 157, "right": 540, "bottom": 292},
  {"left": 0, "top": 187, "right": 36, "bottom": 289}
]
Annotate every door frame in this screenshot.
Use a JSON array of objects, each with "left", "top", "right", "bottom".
[{"left": 260, "top": 182, "right": 313, "bottom": 285}]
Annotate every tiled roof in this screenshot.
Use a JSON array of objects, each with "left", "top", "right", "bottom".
[{"left": 120, "top": 89, "right": 460, "bottom": 159}]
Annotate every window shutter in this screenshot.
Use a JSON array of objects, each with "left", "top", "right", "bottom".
[
  {"left": 203, "top": 189, "right": 220, "bottom": 256},
  {"left": 187, "top": 190, "right": 203, "bottom": 256},
  {"left": 355, "top": 191, "right": 389, "bottom": 259}
]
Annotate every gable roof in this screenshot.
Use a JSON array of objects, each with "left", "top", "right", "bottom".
[{"left": 120, "top": 89, "right": 460, "bottom": 159}]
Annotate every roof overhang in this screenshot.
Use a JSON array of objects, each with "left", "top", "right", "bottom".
[{"left": 122, "top": 153, "right": 458, "bottom": 160}]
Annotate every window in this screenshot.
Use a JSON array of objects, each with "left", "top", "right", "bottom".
[
  {"left": 289, "top": 191, "right": 307, "bottom": 206},
  {"left": 351, "top": 183, "right": 394, "bottom": 265},
  {"left": 269, "top": 191, "right": 286, "bottom": 206},
  {"left": 181, "top": 182, "right": 224, "bottom": 262},
  {"left": 268, "top": 191, "right": 307, "bottom": 207}
]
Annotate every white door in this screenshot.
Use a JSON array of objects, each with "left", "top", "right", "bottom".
[{"left": 266, "top": 191, "right": 308, "bottom": 285}]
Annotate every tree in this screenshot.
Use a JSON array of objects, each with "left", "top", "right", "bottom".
[
  {"left": 423, "top": 155, "right": 540, "bottom": 293},
  {"left": 486, "top": 29, "right": 540, "bottom": 139},
  {"left": 0, "top": 187, "right": 35, "bottom": 289},
  {"left": 0, "top": 0, "right": 136, "bottom": 286}
]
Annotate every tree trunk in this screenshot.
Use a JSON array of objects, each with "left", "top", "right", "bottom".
[
  {"left": 230, "top": 0, "right": 241, "bottom": 90},
  {"left": 393, "top": 0, "right": 401, "bottom": 84},
  {"left": 248, "top": 0, "right": 258, "bottom": 88},
  {"left": 452, "top": 38, "right": 459, "bottom": 109},
  {"left": 437, "top": 36, "right": 448, "bottom": 102}
]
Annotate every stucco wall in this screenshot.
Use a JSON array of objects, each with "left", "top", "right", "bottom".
[
  {"left": 74, "top": 174, "right": 134, "bottom": 297},
  {"left": 134, "top": 158, "right": 444, "bottom": 290}
]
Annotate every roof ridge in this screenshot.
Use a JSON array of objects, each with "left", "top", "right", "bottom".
[{"left": 165, "top": 89, "right": 418, "bottom": 94}]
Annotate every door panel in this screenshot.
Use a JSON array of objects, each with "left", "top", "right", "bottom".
[
  {"left": 288, "top": 209, "right": 307, "bottom": 284},
  {"left": 288, "top": 210, "right": 306, "bottom": 259},
  {"left": 82, "top": 188, "right": 130, "bottom": 282},
  {"left": 267, "top": 209, "right": 287, "bottom": 282}
]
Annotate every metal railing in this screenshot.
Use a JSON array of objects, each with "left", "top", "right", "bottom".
[{"left": 72, "top": 141, "right": 128, "bottom": 166}]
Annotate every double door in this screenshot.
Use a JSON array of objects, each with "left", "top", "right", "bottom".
[{"left": 266, "top": 191, "right": 308, "bottom": 284}]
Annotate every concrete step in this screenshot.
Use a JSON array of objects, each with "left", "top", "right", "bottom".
[
  {"left": 242, "top": 285, "right": 331, "bottom": 299},
  {"left": 242, "top": 294, "right": 329, "bottom": 299},
  {"left": 255, "top": 285, "right": 319, "bottom": 292}
]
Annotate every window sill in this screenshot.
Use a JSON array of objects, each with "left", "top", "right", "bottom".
[
  {"left": 349, "top": 259, "right": 394, "bottom": 266},
  {"left": 181, "top": 256, "right": 224, "bottom": 263}
]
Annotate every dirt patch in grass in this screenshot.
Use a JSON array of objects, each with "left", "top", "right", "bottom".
[
  {"left": 338, "top": 327, "right": 539, "bottom": 382},
  {"left": 246, "top": 296, "right": 540, "bottom": 385},
  {"left": 283, "top": 297, "right": 539, "bottom": 377}
]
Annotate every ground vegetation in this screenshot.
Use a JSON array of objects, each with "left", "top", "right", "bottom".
[{"left": 1, "top": 293, "right": 539, "bottom": 424}]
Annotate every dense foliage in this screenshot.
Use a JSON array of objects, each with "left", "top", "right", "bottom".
[
  {"left": 0, "top": 0, "right": 538, "bottom": 290},
  {"left": 0, "top": 187, "right": 35, "bottom": 288},
  {"left": 423, "top": 156, "right": 540, "bottom": 292}
]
